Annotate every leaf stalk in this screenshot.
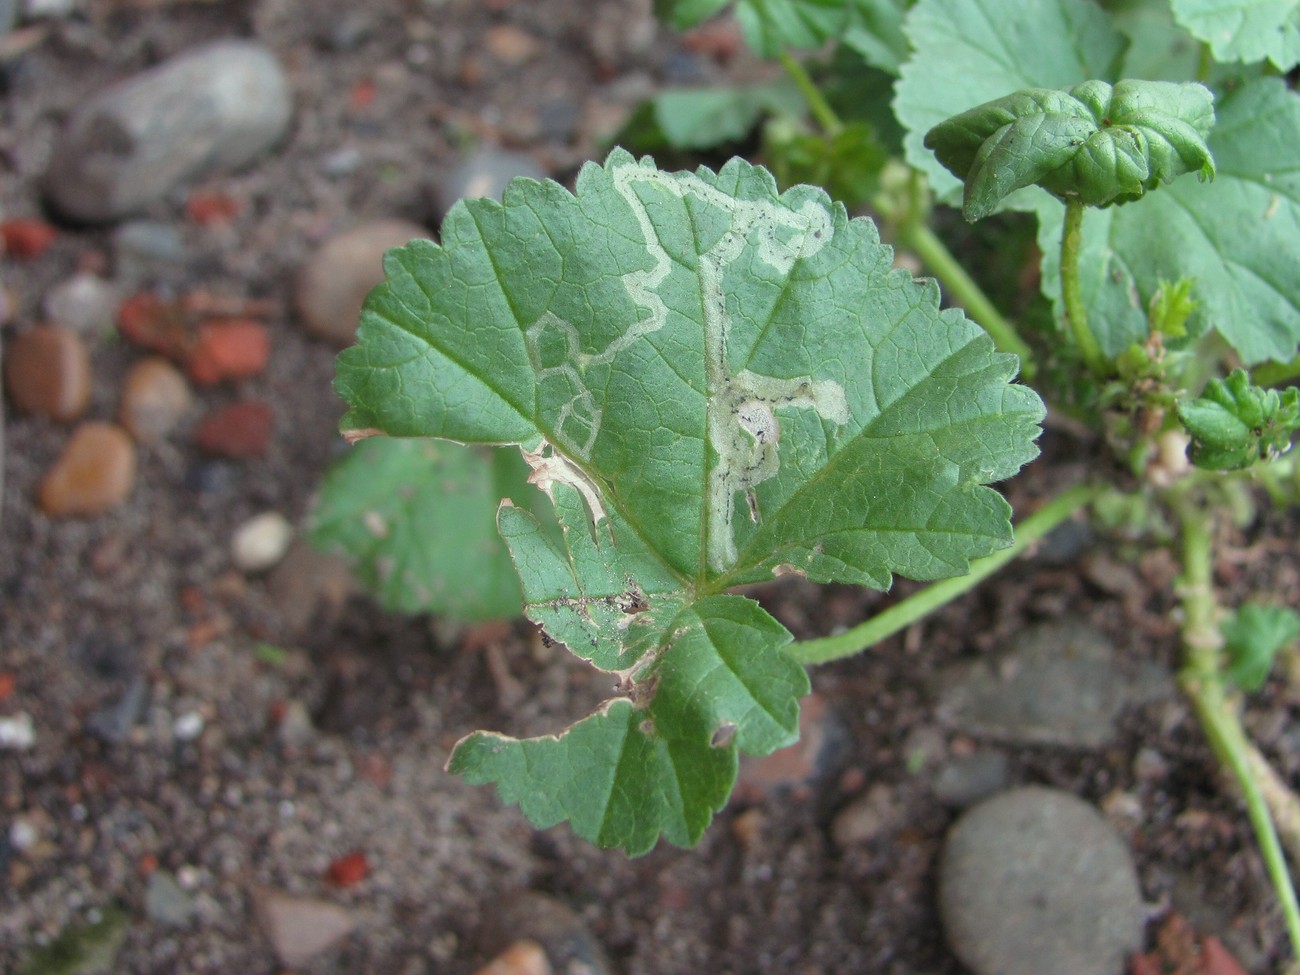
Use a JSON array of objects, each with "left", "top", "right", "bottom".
[
  {"left": 1172, "top": 491, "right": 1300, "bottom": 959},
  {"left": 1060, "top": 199, "right": 1110, "bottom": 378},
  {"left": 778, "top": 50, "right": 842, "bottom": 136},
  {"left": 789, "top": 483, "right": 1100, "bottom": 665}
]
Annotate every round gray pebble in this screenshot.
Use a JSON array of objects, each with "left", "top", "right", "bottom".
[
  {"left": 45, "top": 40, "right": 292, "bottom": 222},
  {"left": 939, "top": 786, "right": 1143, "bottom": 975},
  {"left": 435, "top": 148, "right": 546, "bottom": 217}
]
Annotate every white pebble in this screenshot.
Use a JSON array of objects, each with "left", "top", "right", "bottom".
[
  {"left": 43, "top": 272, "right": 117, "bottom": 334},
  {"left": 9, "top": 818, "right": 38, "bottom": 851},
  {"left": 173, "top": 710, "right": 205, "bottom": 741},
  {"left": 232, "top": 511, "right": 294, "bottom": 573},
  {"left": 0, "top": 712, "right": 35, "bottom": 750}
]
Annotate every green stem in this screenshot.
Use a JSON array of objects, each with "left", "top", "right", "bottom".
[
  {"left": 790, "top": 483, "right": 1100, "bottom": 666},
  {"left": 900, "top": 217, "right": 1037, "bottom": 379},
  {"left": 778, "top": 50, "right": 842, "bottom": 136},
  {"left": 1060, "top": 199, "right": 1109, "bottom": 378},
  {"left": 1173, "top": 495, "right": 1300, "bottom": 959},
  {"left": 1252, "top": 355, "right": 1300, "bottom": 389}
]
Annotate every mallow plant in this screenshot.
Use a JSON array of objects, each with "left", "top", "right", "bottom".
[{"left": 315, "top": 0, "right": 1300, "bottom": 963}]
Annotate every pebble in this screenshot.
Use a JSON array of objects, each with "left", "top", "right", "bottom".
[
  {"left": 473, "top": 940, "right": 552, "bottom": 975},
  {"left": 186, "top": 318, "right": 270, "bottom": 386},
  {"left": 86, "top": 675, "right": 148, "bottom": 745},
  {"left": 39, "top": 421, "right": 136, "bottom": 516},
  {"left": 435, "top": 148, "right": 546, "bottom": 217},
  {"left": 231, "top": 510, "right": 293, "bottom": 573},
  {"left": 936, "top": 620, "right": 1173, "bottom": 748},
  {"left": 253, "top": 889, "right": 355, "bottom": 968},
  {"left": 195, "top": 400, "right": 273, "bottom": 457},
  {"left": 938, "top": 786, "right": 1143, "bottom": 975},
  {"left": 0, "top": 712, "right": 35, "bottom": 750},
  {"left": 478, "top": 893, "right": 611, "bottom": 975},
  {"left": 484, "top": 24, "right": 541, "bottom": 65},
  {"left": 0, "top": 216, "right": 58, "bottom": 258},
  {"left": 46, "top": 41, "right": 293, "bottom": 222},
  {"left": 112, "top": 220, "right": 187, "bottom": 271},
  {"left": 831, "top": 783, "right": 899, "bottom": 847},
  {"left": 294, "top": 219, "right": 427, "bottom": 346},
  {"left": 267, "top": 540, "right": 353, "bottom": 634},
  {"left": 172, "top": 709, "right": 205, "bottom": 741},
  {"left": 3, "top": 323, "right": 92, "bottom": 421},
  {"left": 44, "top": 272, "right": 118, "bottom": 334},
  {"left": 932, "top": 750, "right": 1011, "bottom": 808},
  {"left": 0, "top": 0, "right": 14, "bottom": 35},
  {"left": 146, "top": 869, "right": 196, "bottom": 927},
  {"left": 118, "top": 357, "right": 192, "bottom": 443}
]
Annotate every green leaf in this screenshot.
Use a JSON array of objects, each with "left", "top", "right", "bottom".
[
  {"left": 925, "top": 80, "right": 1216, "bottom": 221},
  {"left": 1222, "top": 602, "right": 1300, "bottom": 691},
  {"left": 1171, "top": 0, "right": 1300, "bottom": 71},
  {"left": 1177, "top": 368, "right": 1300, "bottom": 469},
  {"left": 895, "top": 0, "right": 1127, "bottom": 206},
  {"left": 655, "top": 0, "right": 730, "bottom": 28},
  {"left": 734, "top": 0, "right": 851, "bottom": 55},
  {"left": 309, "top": 438, "right": 539, "bottom": 621},
  {"left": 1034, "top": 78, "right": 1300, "bottom": 363},
  {"left": 337, "top": 149, "right": 1043, "bottom": 851},
  {"left": 450, "top": 592, "right": 807, "bottom": 855},
  {"left": 764, "top": 119, "right": 888, "bottom": 207},
  {"left": 843, "top": 0, "right": 914, "bottom": 74},
  {"left": 629, "top": 81, "right": 806, "bottom": 152}
]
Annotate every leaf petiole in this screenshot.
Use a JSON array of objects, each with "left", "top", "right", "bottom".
[
  {"left": 1060, "top": 199, "right": 1110, "bottom": 378},
  {"left": 778, "top": 49, "right": 842, "bottom": 136},
  {"left": 790, "top": 482, "right": 1101, "bottom": 666},
  {"left": 1172, "top": 492, "right": 1300, "bottom": 958}
]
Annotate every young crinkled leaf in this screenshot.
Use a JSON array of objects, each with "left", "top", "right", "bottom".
[
  {"left": 894, "top": 0, "right": 1129, "bottom": 206},
  {"left": 925, "top": 80, "right": 1216, "bottom": 222},
  {"left": 1033, "top": 78, "right": 1300, "bottom": 362},
  {"left": 335, "top": 149, "right": 1044, "bottom": 853}
]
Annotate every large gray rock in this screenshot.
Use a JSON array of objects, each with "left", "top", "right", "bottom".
[
  {"left": 46, "top": 40, "right": 292, "bottom": 222},
  {"left": 936, "top": 620, "right": 1173, "bottom": 748},
  {"left": 939, "top": 786, "right": 1144, "bottom": 975}
]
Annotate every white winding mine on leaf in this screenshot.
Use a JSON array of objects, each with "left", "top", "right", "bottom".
[{"left": 527, "top": 157, "right": 848, "bottom": 572}]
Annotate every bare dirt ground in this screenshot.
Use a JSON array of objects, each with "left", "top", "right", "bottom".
[{"left": 1, "top": 2, "right": 1295, "bottom": 973}]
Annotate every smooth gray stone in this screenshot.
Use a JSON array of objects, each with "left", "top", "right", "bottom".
[
  {"left": 46, "top": 40, "right": 292, "bottom": 222},
  {"left": 932, "top": 750, "right": 1010, "bottom": 809},
  {"left": 935, "top": 620, "right": 1174, "bottom": 748},
  {"left": 435, "top": 148, "right": 546, "bottom": 217},
  {"left": 939, "top": 786, "right": 1144, "bottom": 975}
]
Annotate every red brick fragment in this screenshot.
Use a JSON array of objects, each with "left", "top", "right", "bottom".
[{"left": 195, "top": 400, "right": 274, "bottom": 457}]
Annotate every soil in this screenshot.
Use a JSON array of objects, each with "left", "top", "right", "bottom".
[{"left": 0, "top": 2, "right": 1295, "bottom": 973}]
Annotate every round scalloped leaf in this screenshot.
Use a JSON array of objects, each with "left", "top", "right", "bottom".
[
  {"left": 1171, "top": 0, "right": 1300, "bottom": 71},
  {"left": 336, "top": 149, "right": 1043, "bottom": 852}
]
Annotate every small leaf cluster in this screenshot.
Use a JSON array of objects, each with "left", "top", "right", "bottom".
[
  {"left": 1177, "top": 370, "right": 1300, "bottom": 470},
  {"left": 1223, "top": 603, "right": 1300, "bottom": 692}
]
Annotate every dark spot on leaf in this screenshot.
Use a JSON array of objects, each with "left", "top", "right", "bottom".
[{"left": 711, "top": 722, "right": 737, "bottom": 748}]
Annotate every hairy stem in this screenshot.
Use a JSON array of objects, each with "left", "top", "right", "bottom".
[
  {"left": 1060, "top": 199, "right": 1109, "bottom": 378},
  {"left": 899, "top": 217, "right": 1037, "bottom": 379},
  {"left": 778, "top": 50, "right": 842, "bottom": 136},
  {"left": 1174, "top": 496, "right": 1300, "bottom": 958},
  {"left": 790, "top": 483, "right": 1099, "bottom": 666}
]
